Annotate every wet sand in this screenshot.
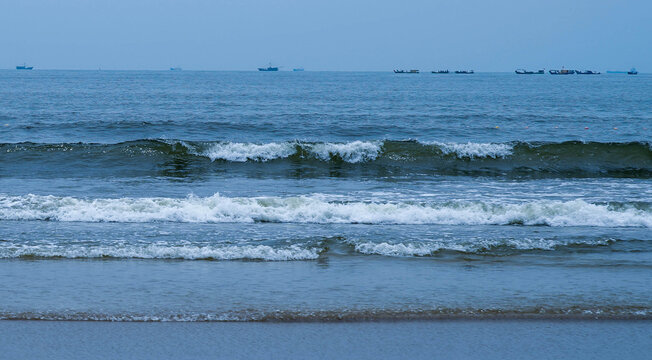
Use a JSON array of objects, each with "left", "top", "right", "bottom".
[{"left": 2, "top": 320, "right": 651, "bottom": 359}]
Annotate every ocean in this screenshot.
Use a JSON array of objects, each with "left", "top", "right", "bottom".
[{"left": 0, "top": 70, "right": 650, "bottom": 323}]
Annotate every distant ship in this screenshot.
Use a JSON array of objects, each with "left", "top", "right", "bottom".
[
  {"left": 515, "top": 69, "right": 544, "bottom": 74},
  {"left": 432, "top": 70, "right": 449, "bottom": 74},
  {"left": 258, "top": 65, "right": 279, "bottom": 71},
  {"left": 549, "top": 68, "right": 575, "bottom": 75},
  {"left": 170, "top": 67, "right": 182, "bottom": 71},
  {"left": 292, "top": 68, "right": 304, "bottom": 72},
  {"left": 454, "top": 70, "right": 474, "bottom": 74},
  {"left": 606, "top": 68, "right": 638, "bottom": 75},
  {"left": 394, "top": 69, "right": 419, "bottom": 74},
  {"left": 16, "top": 64, "right": 33, "bottom": 70},
  {"left": 576, "top": 70, "right": 600, "bottom": 75}
]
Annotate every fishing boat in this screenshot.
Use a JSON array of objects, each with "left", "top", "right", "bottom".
[
  {"left": 170, "top": 67, "right": 182, "bottom": 71},
  {"left": 292, "top": 68, "right": 304, "bottom": 72},
  {"left": 16, "top": 64, "right": 33, "bottom": 70},
  {"left": 576, "top": 70, "right": 600, "bottom": 75},
  {"left": 628, "top": 68, "right": 638, "bottom": 75},
  {"left": 549, "top": 68, "right": 575, "bottom": 75},
  {"left": 258, "top": 64, "right": 279, "bottom": 71},
  {"left": 515, "top": 69, "right": 544, "bottom": 74},
  {"left": 454, "top": 70, "right": 474, "bottom": 74},
  {"left": 394, "top": 69, "right": 419, "bottom": 74},
  {"left": 432, "top": 70, "right": 449, "bottom": 74}
]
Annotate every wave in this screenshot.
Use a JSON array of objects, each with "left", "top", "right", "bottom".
[
  {"left": 1, "top": 139, "right": 650, "bottom": 177},
  {"left": 2, "top": 307, "right": 650, "bottom": 321},
  {"left": 1, "top": 194, "right": 650, "bottom": 227},
  {"left": 1, "top": 236, "right": 646, "bottom": 260},
  {"left": 0, "top": 243, "right": 322, "bottom": 261},
  {"left": 345, "top": 237, "right": 621, "bottom": 257}
]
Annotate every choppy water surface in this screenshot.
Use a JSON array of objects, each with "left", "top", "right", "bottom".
[{"left": 0, "top": 71, "right": 650, "bottom": 321}]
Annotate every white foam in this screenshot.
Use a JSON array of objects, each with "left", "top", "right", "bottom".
[
  {"left": 0, "top": 243, "right": 321, "bottom": 261},
  {"left": 0, "top": 194, "right": 649, "bottom": 227},
  {"left": 431, "top": 141, "right": 514, "bottom": 158},
  {"left": 196, "top": 142, "right": 296, "bottom": 162},
  {"left": 185, "top": 140, "right": 383, "bottom": 163},
  {"left": 308, "top": 141, "right": 382, "bottom": 163},
  {"left": 348, "top": 237, "right": 613, "bottom": 257}
]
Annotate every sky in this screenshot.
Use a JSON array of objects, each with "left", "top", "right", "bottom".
[{"left": 1, "top": 0, "right": 650, "bottom": 71}]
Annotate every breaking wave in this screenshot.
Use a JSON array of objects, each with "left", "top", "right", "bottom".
[
  {"left": 0, "top": 243, "right": 322, "bottom": 261},
  {"left": 346, "top": 237, "right": 617, "bottom": 257},
  {"left": 1, "top": 140, "right": 650, "bottom": 177},
  {"left": 1, "top": 194, "right": 650, "bottom": 227}
]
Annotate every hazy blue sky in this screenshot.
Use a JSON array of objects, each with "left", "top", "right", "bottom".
[{"left": 1, "top": 0, "right": 650, "bottom": 71}]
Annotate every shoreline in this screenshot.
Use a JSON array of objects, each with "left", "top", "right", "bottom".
[
  {"left": 2, "top": 313, "right": 652, "bottom": 322},
  {"left": 2, "top": 320, "right": 651, "bottom": 359}
]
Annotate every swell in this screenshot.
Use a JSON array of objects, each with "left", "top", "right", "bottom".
[
  {"left": 1, "top": 237, "right": 648, "bottom": 261},
  {"left": 1, "top": 194, "right": 650, "bottom": 227},
  {"left": 2, "top": 307, "right": 651, "bottom": 321},
  {"left": 1, "top": 139, "right": 650, "bottom": 178}
]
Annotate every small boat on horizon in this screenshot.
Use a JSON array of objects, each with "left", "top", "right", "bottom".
[
  {"left": 607, "top": 68, "right": 638, "bottom": 75},
  {"left": 432, "top": 70, "right": 449, "bottom": 74},
  {"left": 454, "top": 70, "right": 474, "bottom": 74},
  {"left": 258, "top": 63, "right": 279, "bottom": 71},
  {"left": 549, "top": 68, "right": 575, "bottom": 75},
  {"left": 515, "top": 69, "right": 544, "bottom": 74},
  {"left": 394, "top": 69, "right": 419, "bottom": 74},
  {"left": 293, "top": 68, "right": 304, "bottom": 72},
  {"left": 16, "top": 63, "right": 33, "bottom": 70},
  {"left": 170, "top": 67, "right": 183, "bottom": 71},
  {"left": 576, "top": 70, "right": 600, "bottom": 75}
]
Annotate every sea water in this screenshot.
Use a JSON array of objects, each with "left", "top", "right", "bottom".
[{"left": 0, "top": 70, "right": 650, "bottom": 321}]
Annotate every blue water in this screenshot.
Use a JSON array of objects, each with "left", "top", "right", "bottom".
[{"left": 0, "top": 70, "right": 650, "bottom": 321}]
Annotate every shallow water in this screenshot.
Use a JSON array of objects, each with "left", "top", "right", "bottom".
[{"left": 0, "top": 70, "right": 650, "bottom": 321}]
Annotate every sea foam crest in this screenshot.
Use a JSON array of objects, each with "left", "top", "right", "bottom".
[
  {"left": 189, "top": 140, "right": 382, "bottom": 163},
  {"left": 308, "top": 141, "right": 382, "bottom": 162},
  {"left": 195, "top": 142, "right": 296, "bottom": 162},
  {"left": 0, "top": 244, "right": 321, "bottom": 261},
  {"left": 347, "top": 237, "right": 614, "bottom": 257},
  {"left": 432, "top": 141, "right": 514, "bottom": 158},
  {"left": 1, "top": 194, "right": 650, "bottom": 227}
]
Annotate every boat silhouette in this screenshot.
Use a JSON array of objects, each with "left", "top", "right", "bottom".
[
  {"left": 394, "top": 69, "right": 419, "bottom": 74},
  {"left": 549, "top": 68, "right": 575, "bottom": 75},
  {"left": 16, "top": 63, "right": 33, "bottom": 70},
  {"left": 515, "top": 69, "right": 544, "bottom": 74},
  {"left": 258, "top": 63, "right": 279, "bottom": 72}
]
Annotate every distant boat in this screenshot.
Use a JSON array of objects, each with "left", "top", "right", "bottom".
[
  {"left": 549, "top": 68, "right": 575, "bottom": 75},
  {"left": 432, "top": 70, "right": 449, "bottom": 74},
  {"left": 628, "top": 68, "right": 638, "bottom": 75},
  {"left": 16, "top": 64, "right": 33, "bottom": 70},
  {"left": 170, "top": 67, "right": 182, "bottom": 71},
  {"left": 454, "top": 70, "right": 474, "bottom": 74},
  {"left": 258, "top": 64, "right": 279, "bottom": 72},
  {"left": 394, "top": 69, "right": 419, "bottom": 74},
  {"left": 293, "top": 68, "right": 304, "bottom": 72},
  {"left": 576, "top": 70, "right": 600, "bottom": 75},
  {"left": 515, "top": 69, "right": 544, "bottom": 74}
]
